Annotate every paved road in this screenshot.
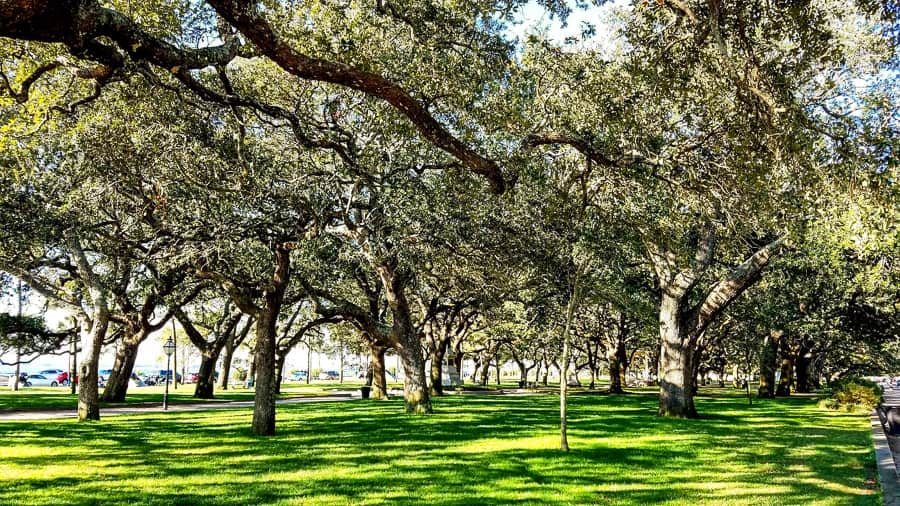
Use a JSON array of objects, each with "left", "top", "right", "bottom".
[{"left": 0, "top": 394, "right": 357, "bottom": 421}]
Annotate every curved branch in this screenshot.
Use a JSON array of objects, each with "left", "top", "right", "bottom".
[{"left": 206, "top": 0, "right": 505, "bottom": 193}]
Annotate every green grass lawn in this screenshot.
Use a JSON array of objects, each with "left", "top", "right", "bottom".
[
  {"left": 0, "top": 389, "right": 878, "bottom": 505},
  {"left": 0, "top": 382, "right": 362, "bottom": 411}
]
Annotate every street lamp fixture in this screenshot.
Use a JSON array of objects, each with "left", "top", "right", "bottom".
[{"left": 163, "top": 338, "right": 175, "bottom": 410}]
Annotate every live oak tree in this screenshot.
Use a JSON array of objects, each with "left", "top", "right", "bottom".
[
  {"left": 1, "top": 0, "right": 897, "bottom": 432},
  {"left": 518, "top": 0, "right": 896, "bottom": 417},
  {"left": 175, "top": 298, "right": 253, "bottom": 399},
  {"left": 0, "top": 112, "right": 138, "bottom": 419}
]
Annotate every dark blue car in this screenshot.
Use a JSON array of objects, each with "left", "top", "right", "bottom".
[{"left": 158, "top": 370, "right": 183, "bottom": 383}]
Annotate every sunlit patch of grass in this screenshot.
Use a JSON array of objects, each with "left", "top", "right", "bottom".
[{"left": 0, "top": 389, "right": 880, "bottom": 505}]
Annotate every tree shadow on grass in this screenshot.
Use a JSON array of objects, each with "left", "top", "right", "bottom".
[{"left": 0, "top": 392, "right": 878, "bottom": 505}]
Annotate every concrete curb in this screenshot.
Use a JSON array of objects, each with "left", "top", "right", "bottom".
[{"left": 873, "top": 411, "right": 900, "bottom": 506}]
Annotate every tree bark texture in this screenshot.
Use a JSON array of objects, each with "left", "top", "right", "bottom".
[
  {"left": 251, "top": 246, "right": 290, "bottom": 436},
  {"left": 219, "top": 340, "right": 235, "bottom": 390},
  {"left": 608, "top": 339, "right": 628, "bottom": 394},
  {"left": 795, "top": 345, "right": 813, "bottom": 393},
  {"left": 776, "top": 355, "right": 794, "bottom": 397},
  {"left": 100, "top": 329, "right": 144, "bottom": 402},
  {"left": 430, "top": 341, "right": 447, "bottom": 396},
  {"left": 78, "top": 315, "right": 108, "bottom": 421},
  {"left": 273, "top": 354, "right": 285, "bottom": 396},
  {"left": 758, "top": 330, "right": 781, "bottom": 398},
  {"left": 195, "top": 348, "right": 221, "bottom": 399},
  {"left": 657, "top": 294, "right": 698, "bottom": 418},
  {"left": 375, "top": 264, "right": 432, "bottom": 414},
  {"left": 369, "top": 345, "right": 388, "bottom": 400}
]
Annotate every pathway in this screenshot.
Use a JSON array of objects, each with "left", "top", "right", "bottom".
[
  {"left": 0, "top": 388, "right": 538, "bottom": 422},
  {"left": 0, "top": 394, "right": 357, "bottom": 421}
]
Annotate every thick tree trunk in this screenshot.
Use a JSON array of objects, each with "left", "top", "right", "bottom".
[
  {"left": 194, "top": 349, "right": 221, "bottom": 399},
  {"left": 397, "top": 344, "right": 431, "bottom": 412},
  {"left": 657, "top": 296, "right": 697, "bottom": 418},
  {"left": 480, "top": 356, "right": 491, "bottom": 386},
  {"left": 252, "top": 307, "right": 278, "bottom": 434},
  {"left": 608, "top": 339, "right": 628, "bottom": 394},
  {"left": 370, "top": 345, "right": 388, "bottom": 400},
  {"left": 101, "top": 330, "right": 144, "bottom": 402},
  {"left": 430, "top": 342, "right": 447, "bottom": 396},
  {"left": 776, "top": 355, "right": 794, "bottom": 397},
  {"left": 219, "top": 340, "right": 234, "bottom": 390},
  {"left": 795, "top": 348, "right": 812, "bottom": 393},
  {"left": 609, "top": 349, "right": 623, "bottom": 394},
  {"left": 78, "top": 314, "right": 109, "bottom": 422},
  {"left": 397, "top": 336, "right": 432, "bottom": 414},
  {"left": 251, "top": 246, "right": 289, "bottom": 436},
  {"left": 758, "top": 330, "right": 781, "bottom": 398},
  {"left": 273, "top": 354, "right": 285, "bottom": 396}
]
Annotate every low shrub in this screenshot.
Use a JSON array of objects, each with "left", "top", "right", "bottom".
[{"left": 821, "top": 377, "right": 883, "bottom": 412}]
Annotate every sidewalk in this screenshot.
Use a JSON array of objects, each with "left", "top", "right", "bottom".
[
  {"left": 874, "top": 388, "right": 900, "bottom": 506},
  {"left": 0, "top": 394, "right": 357, "bottom": 421}
]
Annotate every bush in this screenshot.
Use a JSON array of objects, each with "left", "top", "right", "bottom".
[{"left": 821, "top": 377, "right": 883, "bottom": 412}]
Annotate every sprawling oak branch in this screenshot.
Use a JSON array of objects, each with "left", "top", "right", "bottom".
[
  {"left": 0, "top": 0, "right": 505, "bottom": 193},
  {"left": 207, "top": 0, "right": 504, "bottom": 193},
  {"left": 693, "top": 234, "right": 787, "bottom": 333},
  {"left": 523, "top": 132, "right": 621, "bottom": 168}
]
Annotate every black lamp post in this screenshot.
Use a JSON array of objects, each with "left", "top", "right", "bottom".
[{"left": 163, "top": 337, "right": 176, "bottom": 410}]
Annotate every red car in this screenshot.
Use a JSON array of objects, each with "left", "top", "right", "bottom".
[{"left": 57, "top": 371, "right": 69, "bottom": 385}]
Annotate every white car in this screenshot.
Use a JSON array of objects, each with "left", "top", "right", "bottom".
[{"left": 23, "top": 374, "right": 60, "bottom": 387}]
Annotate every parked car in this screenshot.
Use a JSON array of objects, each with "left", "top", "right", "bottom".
[
  {"left": 138, "top": 374, "right": 158, "bottom": 386},
  {"left": 186, "top": 372, "right": 199, "bottom": 384},
  {"left": 318, "top": 370, "right": 339, "bottom": 380},
  {"left": 24, "top": 374, "right": 59, "bottom": 387},
  {"left": 289, "top": 370, "right": 308, "bottom": 381},
  {"left": 99, "top": 369, "right": 113, "bottom": 381},
  {"left": 39, "top": 368, "right": 64, "bottom": 377},
  {"left": 56, "top": 371, "right": 70, "bottom": 385},
  {"left": 157, "top": 370, "right": 182, "bottom": 384}
]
